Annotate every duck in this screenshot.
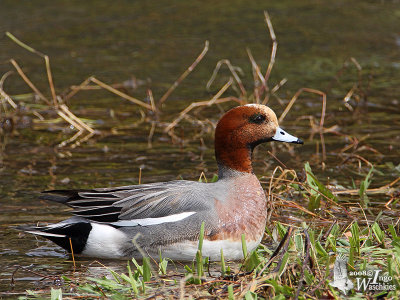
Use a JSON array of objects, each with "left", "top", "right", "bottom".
[{"left": 22, "top": 104, "right": 303, "bottom": 261}]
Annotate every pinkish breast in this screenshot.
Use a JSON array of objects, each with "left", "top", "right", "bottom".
[{"left": 209, "top": 174, "right": 267, "bottom": 241}]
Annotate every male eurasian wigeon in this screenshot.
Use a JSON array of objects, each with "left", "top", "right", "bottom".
[{"left": 22, "top": 104, "right": 303, "bottom": 261}]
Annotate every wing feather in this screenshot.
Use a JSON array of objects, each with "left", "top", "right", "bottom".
[{"left": 40, "top": 180, "right": 210, "bottom": 224}]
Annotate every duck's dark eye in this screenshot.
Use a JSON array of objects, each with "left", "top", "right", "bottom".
[{"left": 249, "top": 113, "right": 266, "bottom": 124}]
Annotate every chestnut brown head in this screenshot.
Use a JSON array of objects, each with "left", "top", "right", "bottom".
[{"left": 215, "top": 104, "right": 303, "bottom": 176}]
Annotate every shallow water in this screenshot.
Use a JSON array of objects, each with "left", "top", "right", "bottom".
[{"left": 1, "top": 0, "right": 400, "bottom": 295}]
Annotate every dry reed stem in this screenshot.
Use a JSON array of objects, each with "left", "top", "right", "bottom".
[
  {"left": 319, "top": 131, "right": 326, "bottom": 162},
  {"left": 56, "top": 111, "right": 83, "bottom": 131},
  {"left": 357, "top": 203, "right": 371, "bottom": 248},
  {"left": 158, "top": 41, "right": 209, "bottom": 107},
  {"left": 0, "top": 100, "right": 6, "bottom": 117},
  {"left": 207, "top": 59, "right": 246, "bottom": 97},
  {"left": 0, "top": 71, "right": 18, "bottom": 109},
  {"left": 60, "top": 104, "right": 95, "bottom": 133},
  {"left": 164, "top": 81, "right": 238, "bottom": 132},
  {"left": 54, "top": 107, "right": 96, "bottom": 147},
  {"left": 198, "top": 171, "right": 207, "bottom": 183},
  {"left": 64, "top": 77, "right": 92, "bottom": 100},
  {"left": 266, "top": 166, "right": 297, "bottom": 222},
  {"left": 343, "top": 84, "right": 357, "bottom": 111},
  {"left": 322, "top": 220, "right": 338, "bottom": 241},
  {"left": 279, "top": 88, "right": 326, "bottom": 128},
  {"left": 239, "top": 280, "right": 258, "bottom": 298},
  {"left": 147, "top": 89, "right": 156, "bottom": 112},
  {"left": 338, "top": 134, "right": 368, "bottom": 154},
  {"left": 147, "top": 121, "right": 156, "bottom": 148},
  {"left": 263, "top": 11, "right": 277, "bottom": 88},
  {"left": 333, "top": 176, "right": 400, "bottom": 196},
  {"left": 70, "top": 131, "right": 95, "bottom": 148},
  {"left": 270, "top": 78, "right": 287, "bottom": 96},
  {"left": 350, "top": 57, "right": 363, "bottom": 88},
  {"left": 334, "top": 57, "right": 362, "bottom": 85},
  {"left": 44, "top": 55, "right": 58, "bottom": 107},
  {"left": 6, "top": 32, "right": 59, "bottom": 107},
  {"left": 267, "top": 151, "right": 288, "bottom": 169},
  {"left": 247, "top": 48, "right": 285, "bottom": 106},
  {"left": 68, "top": 84, "right": 102, "bottom": 91},
  {"left": 68, "top": 237, "right": 76, "bottom": 271},
  {"left": 246, "top": 10, "right": 278, "bottom": 104},
  {"left": 295, "top": 229, "right": 310, "bottom": 300},
  {"left": 340, "top": 153, "right": 373, "bottom": 168},
  {"left": 32, "top": 111, "right": 44, "bottom": 120},
  {"left": 206, "top": 78, "right": 233, "bottom": 106},
  {"left": 58, "top": 130, "right": 83, "bottom": 148},
  {"left": 67, "top": 78, "right": 148, "bottom": 99},
  {"left": 274, "top": 197, "right": 326, "bottom": 219},
  {"left": 333, "top": 56, "right": 365, "bottom": 110},
  {"left": 385, "top": 194, "right": 397, "bottom": 210},
  {"left": 6, "top": 32, "right": 45, "bottom": 56},
  {"left": 9, "top": 60, "right": 97, "bottom": 146},
  {"left": 259, "top": 227, "right": 294, "bottom": 275},
  {"left": 9, "top": 59, "right": 51, "bottom": 106},
  {"left": 246, "top": 48, "right": 266, "bottom": 98},
  {"left": 89, "top": 77, "right": 153, "bottom": 111},
  {"left": 271, "top": 170, "right": 297, "bottom": 195},
  {"left": 279, "top": 88, "right": 327, "bottom": 160}
]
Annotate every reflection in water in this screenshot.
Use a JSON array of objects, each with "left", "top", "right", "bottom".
[{"left": 26, "top": 245, "right": 67, "bottom": 258}]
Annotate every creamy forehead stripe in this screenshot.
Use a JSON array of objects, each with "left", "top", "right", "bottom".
[
  {"left": 244, "top": 103, "right": 261, "bottom": 107},
  {"left": 111, "top": 211, "right": 196, "bottom": 227}
]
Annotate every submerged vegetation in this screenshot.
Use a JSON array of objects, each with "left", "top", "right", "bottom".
[{"left": 1, "top": 10, "right": 399, "bottom": 299}]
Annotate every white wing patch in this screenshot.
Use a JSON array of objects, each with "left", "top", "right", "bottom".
[{"left": 110, "top": 211, "right": 196, "bottom": 227}]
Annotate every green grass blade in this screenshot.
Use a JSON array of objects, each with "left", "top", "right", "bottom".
[
  {"left": 198, "top": 221, "right": 205, "bottom": 251},
  {"left": 228, "top": 285, "right": 235, "bottom": 300},
  {"left": 242, "top": 233, "right": 248, "bottom": 259},
  {"left": 220, "top": 248, "right": 226, "bottom": 276},
  {"left": 142, "top": 257, "right": 152, "bottom": 282}
]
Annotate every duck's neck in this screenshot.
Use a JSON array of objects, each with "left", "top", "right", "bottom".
[{"left": 215, "top": 143, "right": 253, "bottom": 178}]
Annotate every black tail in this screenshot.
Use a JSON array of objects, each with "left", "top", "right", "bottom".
[
  {"left": 20, "top": 222, "right": 92, "bottom": 254},
  {"left": 40, "top": 189, "right": 91, "bottom": 204}
]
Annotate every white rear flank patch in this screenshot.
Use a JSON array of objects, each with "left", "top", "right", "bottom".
[
  {"left": 82, "top": 223, "right": 127, "bottom": 259},
  {"left": 110, "top": 211, "right": 196, "bottom": 227},
  {"left": 160, "top": 236, "right": 262, "bottom": 261}
]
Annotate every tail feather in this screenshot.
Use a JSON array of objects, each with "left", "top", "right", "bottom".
[
  {"left": 39, "top": 190, "right": 122, "bottom": 222},
  {"left": 20, "top": 222, "right": 92, "bottom": 254},
  {"left": 40, "top": 189, "right": 91, "bottom": 204}
]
